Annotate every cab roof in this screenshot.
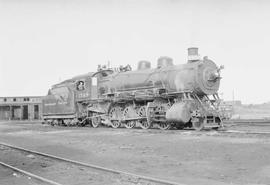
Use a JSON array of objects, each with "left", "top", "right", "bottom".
[{"left": 52, "top": 72, "right": 94, "bottom": 88}]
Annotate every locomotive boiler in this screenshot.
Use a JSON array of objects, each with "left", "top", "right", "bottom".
[{"left": 88, "top": 47, "right": 224, "bottom": 130}]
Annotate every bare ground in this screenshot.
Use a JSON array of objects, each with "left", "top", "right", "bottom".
[{"left": 0, "top": 121, "right": 270, "bottom": 185}]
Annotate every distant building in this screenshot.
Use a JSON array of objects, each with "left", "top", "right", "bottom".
[
  {"left": 223, "top": 100, "right": 242, "bottom": 106},
  {"left": 0, "top": 96, "right": 42, "bottom": 121}
]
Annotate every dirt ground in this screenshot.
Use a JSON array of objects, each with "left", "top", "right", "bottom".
[
  {"left": 0, "top": 144, "right": 157, "bottom": 185},
  {"left": 0, "top": 121, "right": 270, "bottom": 185}
]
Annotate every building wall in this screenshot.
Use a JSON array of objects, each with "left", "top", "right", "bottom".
[
  {"left": 0, "top": 106, "right": 10, "bottom": 120},
  {"left": 0, "top": 96, "right": 43, "bottom": 121}
]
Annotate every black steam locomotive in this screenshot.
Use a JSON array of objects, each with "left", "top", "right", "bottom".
[{"left": 42, "top": 48, "right": 224, "bottom": 130}]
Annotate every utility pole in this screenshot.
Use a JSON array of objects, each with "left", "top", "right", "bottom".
[{"left": 232, "top": 90, "right": 235, "bottom": 105}]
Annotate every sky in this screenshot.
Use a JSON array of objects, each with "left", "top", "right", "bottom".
[{"left": 0, "top": 0, "right": 270, "bottom": 104}]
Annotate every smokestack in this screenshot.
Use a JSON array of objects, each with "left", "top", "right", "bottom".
[{"left": 187, "top": 47, "right": 200, "bottom": 62}]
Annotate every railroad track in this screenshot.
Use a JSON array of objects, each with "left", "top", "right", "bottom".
[
  {"left": 0, "top": 142, "right": 182, "bottom": 185},
  {"left": 219, "top": 129, "right": 270, "bottom": 135},
  {"left": 221, "top": 119, "right": 270, "bottom": 135},
  {"left": 224, "top": 119, "right": 270, "bottom": 126},
  {"left": 0, "top": 161, "right": 62, "bottom": 185}
]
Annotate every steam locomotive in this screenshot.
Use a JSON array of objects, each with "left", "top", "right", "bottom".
[{"left": 42, "top": 48, "right": 224, "bottom": 130}]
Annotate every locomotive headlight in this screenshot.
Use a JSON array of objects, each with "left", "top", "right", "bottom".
[
  {"left": 207, "top": 65, "right": 224, "bottom": 82},
  {"left": 208, "top": 71, "right": 221, "bottom": 82},
  {"left": 211, "top": 65, "right": 224, "bottom": 81}
]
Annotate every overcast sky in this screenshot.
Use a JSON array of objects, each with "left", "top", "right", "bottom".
[{"left": 0, "top": 0, "right": 269, "bottom": 104}]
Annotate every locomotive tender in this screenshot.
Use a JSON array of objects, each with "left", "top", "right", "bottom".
[{"left": 42, "top": 48, "right": 223, "bottom": 130}]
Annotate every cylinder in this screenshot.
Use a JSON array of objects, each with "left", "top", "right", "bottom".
[{"left": 166, "top": 102, "right": 191, "bottom": 123}]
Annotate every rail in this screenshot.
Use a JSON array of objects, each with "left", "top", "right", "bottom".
[
  {"left": 0, "top": 142, "right": 183, "bottom": 185},
  {"left": 0, "top": 161, "right": 63, "bottom": 185}
]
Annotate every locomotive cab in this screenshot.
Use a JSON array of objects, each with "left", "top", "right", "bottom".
[{"left": 42, "top": 72, "right": 96, "bottom": 126}]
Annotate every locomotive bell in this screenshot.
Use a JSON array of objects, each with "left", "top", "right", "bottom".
[{"left": 188, "top": 47, "right": 200, "bottom": 62}]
